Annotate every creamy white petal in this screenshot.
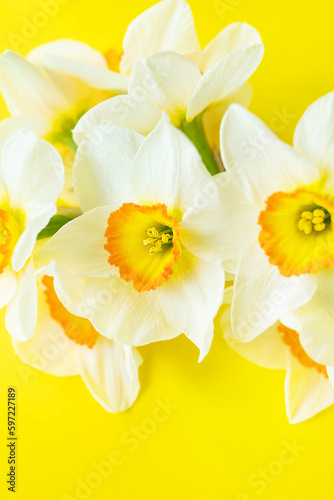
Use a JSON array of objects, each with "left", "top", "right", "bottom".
[
  {"left": 222, "top": 307, "right": 286, "bottom": 369},
  {"left": 231, "top": 241, "right": 317, "bottom": 341},
  {"left": 0, "top": 116, "right": 51, "bottom": 149},
  {"left": 198, "top": 23, "right": 262, "bottom": 72},
  {"left": 51, "top": 266, "right": 180, "bottom": 346},
  {"left": 129, "top": 52, "right": 201, "bottom": 121},
  {"left": 74, "top": 125, "right": 143, "bottom": 212},
  {"left": 131, "top": 115, "right": 211, "bottom": 220},
  {"left": 220, "top": 104, "right": 319, "bottom": 205},
  {"left": 0, "top": 267, "right": 17, "bottom": 309},
  {"left": 203, "top": 83, "right": 253, "bottom": 148},
  {"left": 0, "top": 51, "right": 80, "bottom": 122},
  {"left": 293, "top": 91, "right": 334, "bottom": 192},
  {"left": 74, "top": 95, "right": 162, "bottom": 144},
  {"left": 179, "top": 172, "right": 261, "bottom": 272},
  {"left": 28, "top": 39, "right": 108, "bottom": 67},
  {"left": 11, "top": 202, "right": 56, "bottom": 272},
  {"left": 36, "top": 206, "right": 114, "bottom": 278},
  {"left": 28, "top": 40, "right": 128, "bottom": 93},
  {"left": 0, "top": 128, "right": 64, "bottom": 208},
  {"left": 79, "top": 338, "right": 142, "bottom": 412},
  {"left": 282, "top": 269, "right": 334, "bottom": 366},
  {"left": 5, "top": 259, "right": 37, "bottom": 341},
  {"left": 285, "top": 352, "right": 334, "bottom": 424},
  {"left": 159, "top": 249, "right": 225, "bottom": 361},
  {"left": 120, "top": 0, "right": 199, "bottom": 75},
  {"left": 187, "top": 45, "right": 264, "bottom": 121},
  {"left": 12, "top": 282, "right": 81, "bottom": 376}
]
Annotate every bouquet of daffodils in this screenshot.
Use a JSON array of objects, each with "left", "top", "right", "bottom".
[{"left": 1, "top": 0, "right": 333, "bottom": 423}]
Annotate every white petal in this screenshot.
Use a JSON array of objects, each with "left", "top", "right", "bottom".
[
  {"left": 0, "top": 267, "right": 17, "bottom": 309},
  {"left": 0, "top": 128, "right": 64, "bottom": 208},
  {"left": 203, "top": 83, "right": 253, "bottom": 148},
  {"left": 131, "top": 115, "right": 211, "bottom": 220},
  {"left": 179, "top": 172, "right": 261, "bottom": 272},
  {"left": 28, "top": 39, "right": 107, "bottom": 67},
  {"left": 198, "top": 23, "right": 262, "bottom": 72},
  {"left": 11, "top": 202, "right": 56, "bottom": 272},
  {"left": 51, "top": 266, "right": 180, "bottom": 346},
  {"left": 120, "top": 0, "right": 199, "bottom": 75},
  {"left": 222, "top": 306, "right": 286, "bottom": 369},
  {"left": 187, "top": 45, "right": 264, "bottom": 120},
  {"left": 5, "top": 259, "right": 37, "bottom": 341},
  {"left": 74, "top": 125, "right": 143, "bottom": 212},
  {"left": 282, "top": 269, "right": 334, "bottom": 366},
  {"left": 294, "top": 91, "right": 334, "bottom": 192},
  {"left": 0, "top": 50, "right": 79, "bottom": 122},
  {"left": 28, "top": 40, "right": 128, "bottom": 93},
  {"left": 231, "top": 241, "right": 317, "bottom": 341},
  {"left": 285, "top": 352, "right": 334, "bottom": 424},
  {"left": 220, "top": 104, "right": 319, "bottom": 205},
  {"left": 129, "top": 52, "right": 201, "bottom": 121},
  {"left": 74, "top": 95, "right": 162, "bottom": 143},
  {"left": 79, "top": 338, "right": 142, "bottom": 412},
  {"left": 0, "top": 116, "right": 51, "bottom": 149},
  {"left": 12, "top": 282, "right": 81, "bottom": 376},
  {"left": 159, "top": 249, "right": 225, "bottom": 361},
  {"left": 36, "top": 206, "right": 114, "bottom": 278}
]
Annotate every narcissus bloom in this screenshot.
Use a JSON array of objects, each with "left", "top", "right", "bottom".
[
  {"left": 219, "top": 93, "right": 334, "bottom": 347},
  {"left": 74, "top": 18, "right": 263, "bottom": 174},
  {"left": 0, "top": 48, "right": 122, "bottom": 203},
  {"left": 37, "top": 117, "right": 248, "bottom": 360},
  {"left": 13, "top": 275, "right": 142, "bottom": 413},
  {"left": 222, "top": 305, "right": 334, "bottom": 424},
  {"left": 0, "top": 128, "right": 64, "bottom": 341}
]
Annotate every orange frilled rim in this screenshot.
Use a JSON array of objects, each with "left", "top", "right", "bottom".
[
  {"left": 278, "top": 323, "right": 328, "bottom": 378},
  {"left": 258, "top": 188, "right": 334, "bottom": 277},
  {"left": 104, "top": 203, "right": 182, "bottom": 293},
  {"left": 42, "top": 275, "right": 99, "bottom": 349},
  {"left": 0, "top": 209, "right": 20, "bottom": 274}
]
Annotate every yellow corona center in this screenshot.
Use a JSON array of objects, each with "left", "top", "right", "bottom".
[
  {"left": 42, "top": 275, "right": 99, "bottom": 349},
  {"left": 104, "top": 203, "right": 182, "bottom": 292},
  {"left": 0, "top": 209, "right": 20, "bottom": 274},
  {"left": 278, "top": 323, "right": 328, "bottom": 378},
  {"left": 258, "top": 188, "right": 334, "bottom": 276}
]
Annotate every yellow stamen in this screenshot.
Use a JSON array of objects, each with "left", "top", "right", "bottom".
[
  {"left": 143, "top": 226, "right": 173, "bottom": 255},
  {"left": 298, "top": 206, "right": 330, "bottom": 234}
]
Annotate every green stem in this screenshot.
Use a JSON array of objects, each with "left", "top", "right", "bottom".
[{"left": 179, "top": 115, "right": 220, "bottom": 176}]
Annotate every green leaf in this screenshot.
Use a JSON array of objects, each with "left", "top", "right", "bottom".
[{"left": 37, "top": 215, "right": 72, "bottom": 240}]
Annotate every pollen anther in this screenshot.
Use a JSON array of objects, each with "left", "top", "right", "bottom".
[
  {"left": 143, "top": 226, "right": 173, "bottom": 255},
  {"left": 298, "top": 207, "right": 330, "bottom": 235}
]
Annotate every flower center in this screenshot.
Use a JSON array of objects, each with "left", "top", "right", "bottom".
[
  {"left": 143, "top": 226, "right": 174, "bottom": 254},
  {"left": 297, "top": 207, "right": 331, "bottom": 234},
  {"left": 278, "top": 323, "right": 328, "bottom": 378},
  {"left": 42, "top": 276, "right": 99, "bottom": 349},
  {"left": 0, "top": 209, "right": 20, "bottom": 274},
  {"left": 258, "top": 188, "right": 334, "bottom": 276},
  {"left": 104, "top": 203, "right": 182, "bottom": 292}
]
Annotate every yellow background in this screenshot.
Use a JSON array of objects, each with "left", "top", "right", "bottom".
[{"left": 1, "top": 0, "right": 334, "bottom": 498}]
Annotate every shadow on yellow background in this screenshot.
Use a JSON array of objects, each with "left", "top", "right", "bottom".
[{"left": 1, "top": 0, "right": 334, "bottom": 498}]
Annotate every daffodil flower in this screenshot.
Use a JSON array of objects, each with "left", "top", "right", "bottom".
[
  {"left": 0, "top": 46, "right": 125, "bottom": 203},
  {"left": 36, "top": 116, "right": 251, "bottom": 360},
  {"left": 219, "top": 93, "right": 334, "bottom": 347},
  {"left": 74, "top": 21, "right": 263, "bottom": 175},
  {"left": 12, "top": 274, "right": 142, "bottom": 413},
  {"left": 0, "top": 127, "right": 64, "bottom": 341},
  {"left": 222, "top": 305, "right": 334, "bottom": 424}
]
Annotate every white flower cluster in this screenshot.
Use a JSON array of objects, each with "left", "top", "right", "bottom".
[{"left": 0, "top": 0, "right": 333, "bottom": 423}]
